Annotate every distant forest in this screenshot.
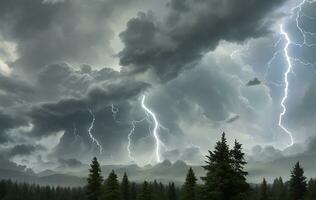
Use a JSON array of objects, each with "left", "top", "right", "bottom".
[{"left": 0, "top": 133, "right": 316, "bottom": 200}]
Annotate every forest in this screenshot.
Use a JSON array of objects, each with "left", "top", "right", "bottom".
[{"left": 0, "top": 133, "right": 315, "bottom": 200}]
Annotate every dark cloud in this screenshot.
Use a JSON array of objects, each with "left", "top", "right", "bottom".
[
  {"left": 58, "top": 158, "right": 83, "bottom": 168},
  {"left": 0, "top": 74, "right": 34, "bottom": 107},
  {"left": 28, "top": 77, "right": 149, "bottom": 138},
  {"left": 9, "top": 144, "right": 44, "bottom": 157},
  {"left": 0, "top": 112, "right": 26, "bottom": 143},
  {"left": 0, "top": 156, "right": 29, "bottom": 172},
  {"left": 119, "top": 0, "right": 286, "bottom": 81},
  {"left": 246, "top": 77, "right": 261, "bottom": 86},
  {"left": 0, "top": 0, "right": 132, "bottom": 74}
]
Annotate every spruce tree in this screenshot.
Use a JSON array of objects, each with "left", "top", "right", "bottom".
[
  {"left": 289, "top": 162, "right": 307, "bottom": 200},
  {"left": 259, "top": 178, "right": 269, "bottom": 200},
  {"left": 201, "top": 132, "right": 235, "bottom": 200},
  {"left": 86, "top": 157, "right": 103, "bottom": 200},
  {"left": 306, "top": 178, "right": 316, "bottom": 200},
  {"left": 121, "top": 172, "right": 130, "bottom": 200},
  {"left": 168, "top": 182, "right": 177, "bottom": 200},
  {"left": 271, "top": 177, "right": 287, "bottom": 200},
  {"left": 101, "top": 170, "right": 120, "bottom": 200},
  {"left": 230, "top": 139, "right": 249, "bottom": 199},
  {"left": 131, "top": 182, "right": 137, "bottom": 200},
  {"left": 152, "top": 180, "right": 165, "bottom": 200},
  {"left": 138, "top": 181, "right": 151, "bottom": 200},
  {"left": 182, "top": 168, "right": 197, "bottom": 200}
]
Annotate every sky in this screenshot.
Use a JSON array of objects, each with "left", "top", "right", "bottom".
[{"left": 0, "top": 0, "right": 316, "bottom": 173}]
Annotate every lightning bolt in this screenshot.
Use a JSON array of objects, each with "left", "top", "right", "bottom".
[
  {"left": 107, "top": 104, "right": 147, "bottom": 161},
  {"left": 277, "top": 0, "right": 316, "bottom": 146},
  {"left": 88, "top": 109, "right": 103, "bottom": 154},
  {"left": 107, "top": 98, "right": 167, "bottom": 163},
  {"left": 278, "top": 25, "right": 294, "bottom": 146},
  {"left": 126, "top": 118, "right": 147, "bottom": 160},
  {"left": 141, "top": 95, "right": 164, "bottom": 163}
]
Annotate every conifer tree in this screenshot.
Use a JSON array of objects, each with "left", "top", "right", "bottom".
[
  {"left": 168, "top": 182, "right": 177, "bottom": 200},
  {"left": 101, "top": 170, "right": 120, "bottom": 200},
  {"left": 130, "top": 182, "right": 137, "bottom": 200},
  {"left": 230, "top": 139, "right": 249, "bottom": 199},
  {"left": 306, "top": 178, "right": 316, "bottom": 200},
  {"left": 138, "top": 181, "right": 151, "bottom": 200},
  {"left": 271, "top": 177, "right": 287, "bottom": 200},
  {"left": 182, "top": 168, "right": 197, "bottom": 200},
  {"left": 121, "top": 172, "right": 130, "bottom": 200},
  {"left": 289, "top": 162, "right": 307, "bottom": 200},
  {"left": 259, "top": 178, "right": 269, "bottom": 200},
  {"left": 86, "top": 157, "right": 103, "bottom": 200},
  {"left": 201, "top": 132, "right": 235, "bottom": 200}
]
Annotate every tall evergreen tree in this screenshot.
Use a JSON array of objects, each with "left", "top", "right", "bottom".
[
  {"left": 306, "top": 179, "right": 316, "bottom": 200},
  {"left": 230, "top": 139, "right": 249, "bottom": 199},
  {"left": 101, "top": 170, "right": 120, "bottom": 200},
  {"left": 201, "top": 132, "right": 236, "bottom": 200},
  {"left": 259, "top": 178, "right": 269, "bottom": 200},
  {"left": 168, "top": 182, "right": 177, "bottom": 200},
  {"left": 121, "top": 172, "right": 130, "bottom": 200},
  {"left": 182, "top": 168, "right": 197, "bottom": 200},
  {"left": 138, "top": 181, "right": 151, "bottom": 200},
  {"left": 86, "top": 157, "right": 103, "bottom": 200},
  {"left": 271, "top": 177, "right": 287, "bottom": 200},
  {"left": 289, "top": 162, "right": 307, "bottom": 200},
  {"left": 130, "top": 182, "right": 137, "bottom": 200},
  {"left": 152, "top": 180, "right": 165, "bottom": 200}
]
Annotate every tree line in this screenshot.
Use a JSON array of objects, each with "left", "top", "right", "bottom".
[
  {"left": 85, "top": 133, "right": 314, "bottom": 200},
  {"left": 0, "top": 132, "right": 314, "bottom": 200}
]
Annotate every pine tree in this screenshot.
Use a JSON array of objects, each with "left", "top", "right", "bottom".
[
  {"left": 168, "top": 182, "right": 177, "bottom": 200},
  {"left": 231, "top": 140, "right": 248, "bottom": 176},
  {"left": 201, "top": 132, "right": 235, "bottom": 200},
  {"left": 230, "top": 139, "right": 249, "bottom": 199},
  {"left": 289, "top": 162, "right": 307, "bottom": 200},
  {"left": 131, "top": 182, "right": 137, "bottom": 200},
  {"left": 306, "top": 178, "right": 316, "bottom": 200},
  {"left": 86, "top": 157, "right": 103, "bottom": 200},
  {"left": 121, "top": 172, "right": 130, "bottom": 200},
  {"left": 152, "top": 180, "right": 165, "bottom": 200},
  {"left": 271, "top": 177, "right": 287, "bottom": 200},
  {"left": 101, "top": 170, "right": 120, "bottom": 200},
  {"left": 259, "top": 178, "right": 269, "bottom": 200},
  {"left": 138, "top": 181, "right": 151, "bottom": 200},
  {"left": 182, "top": 168, "right": 197, "bottom": 200}
]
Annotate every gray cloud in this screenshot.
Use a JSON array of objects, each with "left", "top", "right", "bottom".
[
  {"left": 119, "top": 0, "right": 286, "bottom": 81},
  {"left": 0, "top": 0, "right": 134, "bottom": 75},
  {"left": 0, "top": 111, "right": 26, "bottom": 143},
  {"left": 58, "top": 158, "right": 83, "bottom": 168},
  {"left": 0, "top": 0, "right": 309, "bottom": 173},
  {"left": 246, "top": 77, "right": 261, "bottom": 86},
  {"left": 9, "top": 144, "right": 44, "bottom": 157},
  {"left": 226, "top": 115, "right": 241, "bottom": 123}
]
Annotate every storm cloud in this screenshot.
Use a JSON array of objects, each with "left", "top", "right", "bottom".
[
  {"left": 3, "top": 0, "right": 315, "bottom": 174},
  {"left": 119, "top": 0, "right": 286, "bottom": 81}
]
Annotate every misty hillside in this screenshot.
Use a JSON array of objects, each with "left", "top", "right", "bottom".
[{"left": 1, "top": 154, "right": 316, "bottom": 187}]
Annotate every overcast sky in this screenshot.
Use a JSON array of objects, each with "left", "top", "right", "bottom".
[{"left": 0, "top": 0, "right": 316, "bottom": 172}]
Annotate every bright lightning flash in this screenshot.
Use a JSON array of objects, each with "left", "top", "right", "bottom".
[
  {"left": 88, "top": 109, "right": 103, "bottom": 154},
  {"left": 277, "top": 0, "right": 316, "bottom": 146},
  {"left": 278, "top": 25, "right": 294, "bottom": 146},
  {"left": 141, "top": 95, "right": 164, "bottom": 163},
  {"left": 126, "top": 118, "right": 146, "bottom": 160}
]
